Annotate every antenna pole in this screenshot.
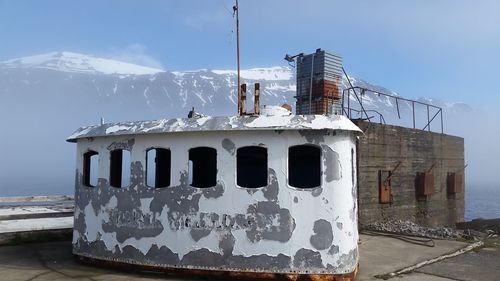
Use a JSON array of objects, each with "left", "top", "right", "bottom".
[{"left": 234, "top": 0, "right": 241, "bottom": 115}]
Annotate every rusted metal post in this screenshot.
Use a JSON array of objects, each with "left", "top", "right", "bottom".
[
  {"left": 347, "top": 90, "right": 350, "bottom": 119},
  {"left": 396, "top": 98, "right": 401, "bottom": 119},
  {"left": 427, "top": 105, "right": 430, "bottom": 131},
  {"left": 412, "top": 101, "right": 415, "bottom": 129},
  {"left": 341, "top": 91, "right": 344, "bottom": 115},
  {"left": 360, "top": 89, "right": 364, "bottom": 118},
  {"left": 234, "top": 0, "right": 241, "bottom": 115},
  {"left": 240, "top": 83, "right": 247, "bottom": 115},
  {"left": 440, "top": 109, "right": 444, "bottom": 134},
  {"left": 254, "top": 83, "right": 260, "bottom": 115}
]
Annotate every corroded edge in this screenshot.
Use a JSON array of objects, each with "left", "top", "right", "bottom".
[{"left": 75, "top": 254, "right": 358, "bottom": 281}]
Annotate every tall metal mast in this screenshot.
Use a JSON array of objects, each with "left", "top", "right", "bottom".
[{"left": 233, "top": 0, "right": 241, "bottom": 115}]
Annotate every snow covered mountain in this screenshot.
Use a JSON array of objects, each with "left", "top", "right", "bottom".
[
  {"left": 0, "top": 51, "right": 471, "bottom": 196},
  {"left": 2, "top": 51, "right": 164, "bottom": 75},
  {"left": 0, "top": 52, "right": 298, "bottom": 122},
  {"left": 0, "top": 51, "right": 468, "bottom": 122}
]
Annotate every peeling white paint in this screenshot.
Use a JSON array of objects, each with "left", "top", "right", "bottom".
[{"left": 70, "top": 114, "right": 361, "bottom": 275}]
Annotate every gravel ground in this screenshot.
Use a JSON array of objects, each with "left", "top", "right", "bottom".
[{"left": 363, "top": 220, "right": 460, "bottom": 239}]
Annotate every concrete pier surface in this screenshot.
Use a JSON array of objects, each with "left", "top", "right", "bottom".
[
  {"left": 0, "top": 196, "right": 74, "bottom": 245},
  {"left": 1, "top": 197, "right": 499, "bottom": 280},
  {"left": 0, "top": 234, "right": 498, "bottom": 281}
]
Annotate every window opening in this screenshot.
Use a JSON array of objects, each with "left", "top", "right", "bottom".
[
  {"left": 288, "top": 145, "right": 321, "bottom": 188},
  {"left": 83, "top": 151, "right": 98, "bottom": 187},
  {"left": 189, "top": 147, "right": 217, "bottom": 188},
  {"left": 237, "top": 146, "right": 267, "bottom": 188},
  {"left": 146, "top": 148, "right": 171, "bottom": 188},
  {"left": 110, "top": 149, "right": 130, "bottom": 188}
]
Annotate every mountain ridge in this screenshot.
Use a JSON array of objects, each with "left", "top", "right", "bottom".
[
  {"left": 1, "top": 51, "right": 293, "bottom": 81},
  {"left": 0, "top": 51, "right": 473, "bottom": 196},
  {"left": 0, "top": 51, "right": 471, "bottom": 119}
]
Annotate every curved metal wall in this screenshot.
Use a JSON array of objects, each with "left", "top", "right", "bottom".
[{"left": 72, "top": 129, "right": 358, "bottom": 276}]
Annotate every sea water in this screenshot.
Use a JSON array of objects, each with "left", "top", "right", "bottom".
[{"left": 465, "top": 185, "right": 500, "bottom": 221}]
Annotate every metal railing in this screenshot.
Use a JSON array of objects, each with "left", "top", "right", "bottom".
[
  {"left": 341, "top": 86, "right": 444, "bottom": 133},
  {"left": 343, "top": 108, "right": 386, "bottom": 124}
]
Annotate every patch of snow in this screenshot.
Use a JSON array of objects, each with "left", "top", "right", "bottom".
[
  {"left": 196, "top": 116, "right": 211, "bottom": 126},
  {"left": 172, "top": 71, "right": 186, "bottom": 78},
  {"left": 228, "top": 89, "right": 236, "bottom": 105},
  {"left": 194, "top": 92, "right": 206, "bottom": 106},
  {"left": 261, "top": 105, "right": 291, "bottom": 116},
  {"left": 180, "top": 89, "right": 188, "bottom": 107},
  {"left": 143, "top": 87, "right": 152, "bottom": 107},
  {"left": 212, "top": 66, "right": 293, "bottom": 81},
  {"left": 266, "top": 83, "right": 295, "bottom": 92},
  {"left": 245, "top": 116, "right": 291, "bottom": 128},
  {"left": 173, "top": 79, "right": 183, "bottom": 87},
  {"left": 106, "top": 125, "right": 132, "bottom": 134}
]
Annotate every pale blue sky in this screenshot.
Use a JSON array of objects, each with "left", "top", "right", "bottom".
[{"left": 1, "top": 0, "right": 499, "bottom": 104}]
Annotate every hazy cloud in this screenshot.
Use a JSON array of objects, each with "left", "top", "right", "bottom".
[{"left": 110, "top": 44, "right": 164, "bottom": 69}]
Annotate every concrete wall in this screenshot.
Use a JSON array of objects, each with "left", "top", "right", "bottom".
[{"left": 354, "top": 121, "right": 464, "bottom": 227}]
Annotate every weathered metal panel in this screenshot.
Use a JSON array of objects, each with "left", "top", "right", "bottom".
[
  {"left": 295, "top": 49, "right": 343, "bottom": 115},
  {"left": 416, "top": 172, "right": 434, "bottom": 200},
  {"left": 447, "top": 172, "right": 463, "bottom": 195},
  {"left": 297, "top": 50, "right": 343, "bottom": 80},
  {"left": 378, "top": 170, "right": 392, "bottom": 204},
  {"left": 71, "top": 126, "right": 359, "bottom": 277}
]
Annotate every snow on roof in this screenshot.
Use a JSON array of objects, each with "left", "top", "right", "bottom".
[{"left": 67, "top": 114, "right": 362, "bottom": 143}]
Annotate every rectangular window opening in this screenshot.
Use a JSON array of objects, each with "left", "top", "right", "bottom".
[
  {"left": 237, "top": 146, "right": 267, "bottom": 188},
  {"left": 110, "top": 149, "right": 130, "bottom": 188},
  {"left": 189, "top": 147, "right": 217, "bottom": 188},
  {"left": 146, "top": 148, "right": 171, "bottom": 188},
  {"left": 83, "top": 151, "right": 98, "bottom": 187},
  {"left": 288, "top": 145, "right": 321, "bottom": 188}
]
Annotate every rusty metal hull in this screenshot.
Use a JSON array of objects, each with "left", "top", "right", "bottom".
[
  {"left": 75, "top": 254, "right": 358, "bottom": 281},
  {"left": 70, "top": 115, "right": 360, "bottom": 277}
]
